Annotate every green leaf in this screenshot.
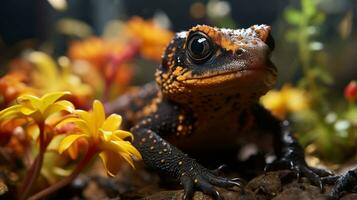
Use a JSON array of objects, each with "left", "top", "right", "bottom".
[
  {"left": 302, "top": 0, "right": 316, "bottom": 18},
  {"left": 310, "top": 67, "right": 334, "bottom": 85},
  {"left": 285, "top": 9, "right": 303, "bottom": 25},
  {"left": 320, "top": 72, "right": 333, "bottom": 85},
  {"left": 311, "top": 12, "right": 326, "bottom": 25}
]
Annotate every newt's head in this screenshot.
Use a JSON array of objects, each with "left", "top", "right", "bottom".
[{"left": 156, "top": 25, "right": 277, "bottom": 104}]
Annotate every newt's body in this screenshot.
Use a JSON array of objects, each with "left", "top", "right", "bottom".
[{"left": 108, "top": 25, "right": 350, "bottom": 199}]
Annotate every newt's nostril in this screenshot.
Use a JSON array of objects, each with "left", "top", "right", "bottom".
[{"left": 236, "top": 49, "right": 244, "bottom": 56}]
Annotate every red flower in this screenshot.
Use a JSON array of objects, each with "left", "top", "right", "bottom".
[{"left": 344, "top": 80, "right": 357, "bottom": 101}]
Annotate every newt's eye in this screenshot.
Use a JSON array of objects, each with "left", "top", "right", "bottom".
[{"left": 187, "top": 32, "right": 215, "bottom": 64}]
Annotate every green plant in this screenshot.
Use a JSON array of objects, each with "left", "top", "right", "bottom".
[{"left": 282, "top": 0, "right": 357, "bottom": 163}]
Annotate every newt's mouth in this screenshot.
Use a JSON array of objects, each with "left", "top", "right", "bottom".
[
  {"left": 178, "top": 66, "right": 277, "bottom": 88},
  {"left": 182, "top": 68, "right": 262, "bottom": 81}
]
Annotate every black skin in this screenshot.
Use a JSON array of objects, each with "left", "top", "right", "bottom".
[
  {"left": 107, "top": 25, "right": 342, "bottom": 199},
  {"left": 130, "top": 98, "right": 242, "bottom": 200},
  {"left": 322, "top": 168, "right": 357, "bottom": 199},
  {"left": 109, "top": 88, "right": 330, "bottom": 200}
]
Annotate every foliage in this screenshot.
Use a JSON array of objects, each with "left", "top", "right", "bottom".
[
  {"left": 284, "top": 0, "right": 330, "bottom": 100},
  {"left": 0, "top": 17, "right": 171, "bottom": 199},
  {"left": 0, "top": 2, "right": 355, "bottom": 198},
  {"left": 270, "top": 0, "right": 357, "bottom": 164},
  {"left": 0, "top": 91, "right": 141, "bottom": 200}
]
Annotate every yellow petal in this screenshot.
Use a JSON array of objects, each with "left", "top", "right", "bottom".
[
  {"left": 26, "top": 122, "right": 39, "bottom": 140},
  {"left": 109, "top": 140, "right": 142, "bottom": 160},
  {"left": 20, "top": 106, "right": 37, "bottom": 116},
  {"left": 0, "top": 105, "right": 20, "bottom": 116},
  {"left": 75, "top": 110, "right": 91, "bottom": 122},
  {"left": 113, "top": 130, "right": 134, "bottom": 141},
  {"left": 99, "top": 129, "right": 114, "bottom": 142},
  {"left": 39, "top": 91, "right": 71, "bottom": 113},
  {"left": 99, "top": 151, "right": 123, "bottom": 177},
  {"left": 58, "top": 134, "right": 88, "bottom": 154},
  {"left": 57, "top": 118, "right": 91, "bottom": 135},
  {"left": 43, "top": 100, "right": 74, "bottom": 117},
  {"left": 261, "top": 90, "right": 284, "bottom": 110},
  {"left": 119, "top": 152, "right": 135, "bottom": 168},
  {"left": 93, "top": 100, "right": 105, "bottom": 129},
  {"left": 102, "top": 114, "right": 122, "bottom": 131},
  {"left": 17, "top": 94, "right": 41, "bottom": 109},
  {"left": 48, "top": 113, "right": 76, "bottom": 128},
  {"left": 0, "top": 105, "right": 22, "bottom": 120},
  {"left": 285, "top": 89, "right": 309, "bottom": 111},
  {"left": 75, "top": 110, "right": 95, "bottom": 134},
  {"left": 68, "top": 141, "right": 79, "bottom": 160},
  {"left": 27, "top": 51, "right": 58, "bottom": 84}
]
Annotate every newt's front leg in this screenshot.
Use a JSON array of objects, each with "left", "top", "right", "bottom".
[
  {"left": 265, "top": 120, "right": 331, "bottom": 187},
  {"left": 131, "top": 104, "right": 241, "bottom": 200},
  {"left": 253, "top": 105, "right": 331, "bottom": 188}
]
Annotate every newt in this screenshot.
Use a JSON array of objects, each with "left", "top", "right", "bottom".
[{"left": 107, "top": 24, "right": 351, "bottom": 199}]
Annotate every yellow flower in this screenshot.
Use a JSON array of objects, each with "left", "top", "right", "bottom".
[
  {"left": 0, "top": 91, "right": 73, "bottom": 123},
  {"left": 58, "top": 100, "right": 141, "bottom": 176},
  {"left": 0, "top": 91, "right": 75, "bottom": 145},
  {"left": 261, "top": 85, "right": 309, "bottom": 119},
  {"left": 27, "top": 52, "right": 93, "bottom": 107}
]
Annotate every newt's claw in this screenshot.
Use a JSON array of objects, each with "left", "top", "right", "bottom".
[
  {"left": 208, "top": 175, "right": 244, "bottom": 189},
  {"left": 180, "top": 165, "right": 243, "bottom": 200},
  {"left": 265, "top": 120, "right": 332, "bottom": 192},
  {"left": 212, "top": 164, "right": 228, "bottom": 175},
  {"left": 197, "top": 177, "right": 222, "bottom": 200},
  {"left": 265, "top": 157, "right": 329, "bottom": 192},
  {"left": 326, "top": 168, "right": 357, "bottom": 200},
  {"left": 182, "top": 176, "right": 194, "bottom": 200}
]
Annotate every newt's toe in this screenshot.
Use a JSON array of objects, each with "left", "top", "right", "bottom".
[{"left": 327, "top": 168, "right": 357, "bottom": 199}]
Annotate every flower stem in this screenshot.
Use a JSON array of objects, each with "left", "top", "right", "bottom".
[
  {"left": 28, "top": 148, "right": 96, "bottom": 200},
  {"left": 102, "top": 40, "right": 139, "bottom": 103},
  {"left": 19, "top": 122, "right": 47, "bottom": 200}
]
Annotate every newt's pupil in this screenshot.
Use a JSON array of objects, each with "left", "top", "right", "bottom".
[
  {"left": 191, "top": 38, "right": 207, "bottom": 56},
  {"left": 187, "top": 32, "right": 214, "bottom": 63}
]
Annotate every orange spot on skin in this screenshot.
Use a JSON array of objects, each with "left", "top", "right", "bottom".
[
  {"left": 189, "top": 25, "right": 240, "bottom": 53},
  {"left": 253, "top": 25, "right": 271, "bottom": 43},
  {"left": 176, "top": 71, "right": 192, "bottom": 81},
  {"left": 173, "top": 66, "right": 184, "bottom": 76}
]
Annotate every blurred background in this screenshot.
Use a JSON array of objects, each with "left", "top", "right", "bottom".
[
  {"left": 0, "top": 0, "right": 357, "bottom": 165},
  {"left": 0, "top": 0, "right": 356, "bottom": 86}
]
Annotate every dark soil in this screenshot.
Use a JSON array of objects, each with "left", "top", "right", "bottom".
[
  {"left": 44, "top": 162, "right": 356, "bottom": 200},
  {"left": 1, "top": 156, "right": 356, "bottom": 200}
]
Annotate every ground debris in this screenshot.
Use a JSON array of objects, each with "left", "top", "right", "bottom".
[{"left": 52, "top": 162, "right": 357, "bottom": 200}]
